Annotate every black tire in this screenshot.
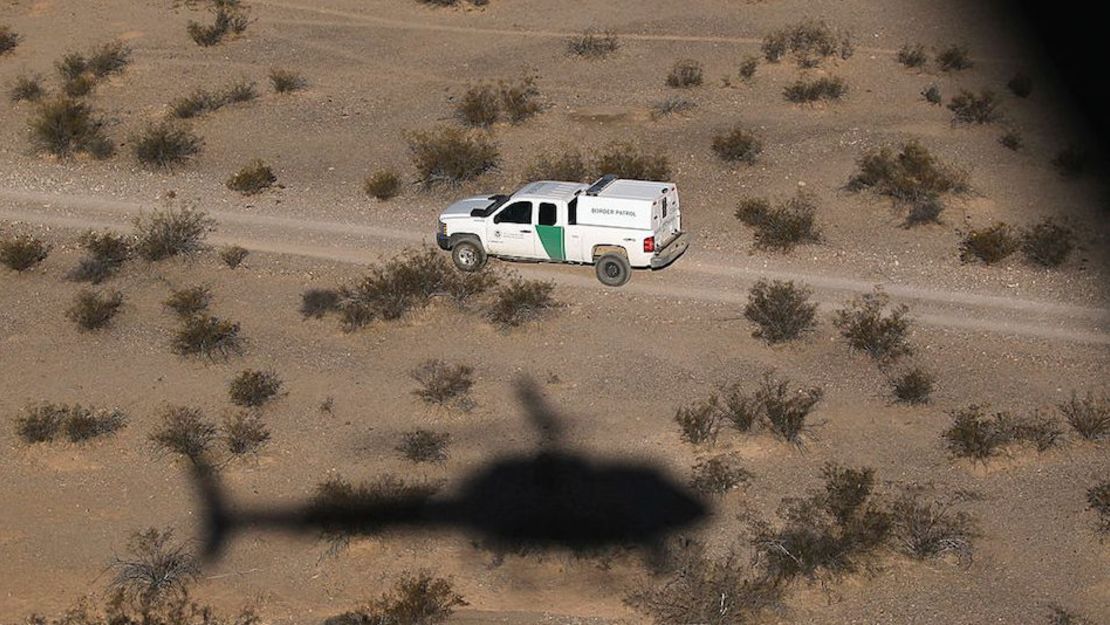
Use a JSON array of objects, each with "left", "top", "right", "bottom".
[
  {"left": 451, "top": 239, "right": 487, "bottom": 272},
  {"left": 595, "top": 253, "right": 631, "bottom": 287}
]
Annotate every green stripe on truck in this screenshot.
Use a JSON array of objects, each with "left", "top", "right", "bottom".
[{"left": 535, "top": 225, "right": 565, "bottom": 260}]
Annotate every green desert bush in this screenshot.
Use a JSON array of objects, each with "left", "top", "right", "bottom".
[
  {"left": 593, "top": 142, "right": 670, "bottom": 180},
  {"left": 408, "top": 126, "right": 499, "bottom": 185},
  {"left": 922, "top": 84, "right": 942, "bottom": 104},
  {"left": 665, "top": 59, "right": 703, "bottom": 88},
  {"left": 1020, "top": 218, "right": 1075, "bottom": 267},
  {"left": 1007, "top": 72, "right": 1033, "bottom": 98},
  {"left": 411, "top": 360, "right": 474, "bottom": 408},
  {"left": 365, "top": 169, "right": 403, "bottom": 200},
  {"left": 397, "top": 429, "right": 451, "bottom": 463},
  {"left": 133, "top": 207, "right": 215, "bottom": 261},
  {"left": 222, "top": 411, "right": 270, "bottom": 455},
  {"left": 567, "top": 29, "right": 619, "bottom": 58},
  {"left": 711, "top": 124, "right": 762, "bottom": 164},
  {"left": 269, "top": 68, "right": 306, "bottom": 93},
  {"left": 164, "top": 285, "right": 212, "bottom": 318},
  {"left": 325, "top": 571, "right": 466, "bottom": 625},
  {"left": 228, "top": 369, "right": 283, "bottom": 407},
  {"left": 0, "top": 24, "right": 19, "bottom": 55},
  {"left": 959, "top": 222, "right": 1019, "bottom": 264},
  {"left": 847, "top": 140, "right": 968, "bottom": 203},
  {"left": 226, "top": 159, "right": 276, "bottom": 194},
  {"left": 150, "top": 406, "right": 217, "bottom": 462},
  {"left": 219, "top": 245, "right": 249, "bottom": 268},
  {"left": 948, "top": 89, "right": 1003, "bottom": 124},
  {"left": 526, "top": 149, "right": 588, "bottom": 182},
  {"left": 132, "top": 122, "right": 201, "bottom": 169},
  {"left": 743, "top": 279, "right": 818, "bottom": 343},
  {"left": 172, "top": 314, "right": 243, "bottom": 358},
  {"left": 1088, "top": 480, "right": 1110, "bottom": 535},
  {"left": 689, "top": 455, "right": 752, "bottom": 496},
  {"left": 761, "top": 19, "right": 849, "bottom": 66},
  {"left": 889, "top": 366, "right": 935, "bottom": 405},
  {"left": 1058, "top": 392, "right": 1109, "bottom": 441},
  {"left": 833, "top": 289, "right": 912, "bottom": 361},
  {"left": 0, "top": 234, "right": 50, "bottom": 271},
  {"left": 734, "top": 193, "right": 821, "bottom": 251},
  {"left": 300, "top": 288, "right": 341, "bottom": 319},
  {"left": 783, "top": 76, "right": 846, "bottom": 102},
  {"left": 486, "top": 277, "right": 556, "bottom": 327},
  {"left": 936, "top": 45, "right": 972, "bottom": 71},
  {"left": 897, "top": 44, "right": 927, "bottom": 68},
  {"left": 67, "top": 289, "right": 124, "bottom": 331},
  {"left": 29, "top": 98, "right": 112, "bottom": 158},
  {"left": 10, "top": 74, "right": 44, "bottom": 102}
]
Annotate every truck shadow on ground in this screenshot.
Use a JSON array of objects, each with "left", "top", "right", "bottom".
[{"left": 192, "top": 377, "right": 708, "bottom": 561}]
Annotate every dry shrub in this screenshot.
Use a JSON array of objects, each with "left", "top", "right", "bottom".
[
  {"left": 457, "top": 83, "right": 500, "bottom": 127},
  {"left": 948, "top": 89, "right": 1003, "bottom": 124},
  {"left": 67, "top": 289, "right": 124, "bottom": 331},
  {"left": 1000, "top": 130, "right": 1023, "bottom": 151},
  {"left": 904, "top": 194, "right": 945, "bottom": 227},
  {"left": 665, "top": 59, "right": 703, "bottom": 88},
  {"left": 133, "top": 207, "right": 215, "bottom": 261},
  {"left": 499, "top": 74, "right": 542, "bottom": 123},
  {"left": 743, "top": 279, "right": 817, "bottom": 343},
  {"left": 922, "top": 84, "right": 942, "bottom": 104},
  {"left": 593, "top": 142, "right": 671, "bottom": 179},
  {"left": 188, "top": 3, "right": 249, "bottom": 46},
  {"left": 1021, "top": 218, "right": 1075, "bottom": 267},
  {"left": 959, "top": 222, "right": 1019, "bottom": 264},
  {"left": 397, "top": 429, "right": 451, "bottom": 463},
  {"left": 300, "top": 288, "right": 341, "bottom": 319},
  {"left": 889, "top": 486, "right": 976, "bottom": 564},
  {"left": 1007, "top": 72, "right": 1033, "bottom": 98},
  {"left": 133, "top": 122, "right": 201, "bottom": 169},
  {"left": 15, "top": 403, "right": 126, "bottom": 444},
  {"left": 68, "top": 230, "right": 131, "bottom": 283},
  {"left": 889, "top": 366, "right": 934, "bottom": 405},
  {"left": 172, "top": 314, "right": 243, "bottom": 358},
  {"left": 675, "top": 397, "right": 720, "bottom": 445},
  {"left": 109, "top": 528, "right": 199, "bottom": 610},
  {"left": 0, "top": 24, "right": 18, "bottom": 55},
  {"left": 1088, "top": 481, "right": 1110, "bottom": 535},
  {"left": 897, "top": 44, "right": 927, "bottom": 68},
  {"left": 690, "top": 455, "right": 752, "bottom": 496},
  {"left": 150, "top": 406, "right": 217, "bottom": 462},
  {"left": 651, "top": 96, "right": 696, "bottom": 119},
  {"left": 1059, "top": 392, "right": 1109, "bottom": 440},
  {"left": 833, "top": 289, "right": 912, "bottom": 361},
  {"left": 711, "top": 124, "right": 762, "bottom": 164},
  {"left": 486, "top": 277, "right": 555, "bottom": 327},
  {"left": 327, "top": 571, "right": 466, "bottom": 625},
  {"left": 164, "top": 285, "right": 212, "bottom": 318},
  {"left": 783, "top": 76, "right": 846, "bottom": 103},
  {"left": 411, "top": 360, "right": 474, "bottom": 408},
  {"left": 365, "top": 170, "right": 402, "bottom": 200},
  {"left": 526, "top": 149, "right": 588, "bottom": 182},
  {"left": 734, "top": 193, "right": 821, "bottom": 251},
  {"left": 171, "top": 81, "right": 257, "bottom": 118},
  {"left": 64, "top": 407, "right": 127, "bottom": 442},
  {"left": 847, "top": 140, "right": 968, "bottom": 203},
  {"left": 226, "top": 159, "right": 276, "bottom": 194},
  {"left": 10, "top": 74, "right": 44, "bottom": 102},
  {"left": 739, "top": 55, "right": 759, "bottom": 80},
  {"left": 310, "top": 476, "right": 443, "bottom": 551},
  {"left": 943, "top": 405, "right": 1062, "bottom": 460},
  {"left": 752, "top": 374, "right": 824, "bottom": 443},
  {"left": 682, "top": 373, "right": 823, "bottom": 446},
  {"left": 270, "top": 68, "right": 306, "bottom": 93},
  {"left": 219, "top": 245, "right": 249, "bottom": 268},
  {"left": 222, "top": 411, "right": 270, "bottom": 455},
  {"left": 88, "top": 41, "right": 131, "bottom": 78},
  {"left": 567, "top": 29, "right": 619, "bottom": 58},
  {"left": 1052, "top": 146, "right": 1087, "bottom": 177},
  {"left": 1, "top": 234, "right": 50, "bottom": 271},
  {"left": 14, "top": 403, "right": 67, "bottom": 443},
  {"left": 29, "top": 98, "right": 113, "bottom": 158},
  {"left": 762, "top": 19, "right": 850, "bottom": 66},
  {"left": 936, "top": 45, "right": 972, "bottom": 71},
  {"left": 408, "top": 126, "right": 499, "bottom": 185},
  {"left": 228, "top": 369, "right": 283, "bottom": 407}
]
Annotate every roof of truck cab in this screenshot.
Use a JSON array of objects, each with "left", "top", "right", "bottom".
[
  {"left": 514, "top": 181, "right": 589, "bottom": 202},
  {"left": 592, "top": 179, "right": 673, "bottom": 202}
]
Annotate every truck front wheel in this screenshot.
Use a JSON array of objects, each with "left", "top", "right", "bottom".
[
  {"left": 595, "top": 253, "right": 631, "bottom": 287},
  {"left": 451, "top": 240, "right": 487, "bottom": 272}
]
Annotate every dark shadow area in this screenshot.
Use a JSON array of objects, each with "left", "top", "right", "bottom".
[{"left": 194, "top": 377, "right": 707, "bottom": 561}]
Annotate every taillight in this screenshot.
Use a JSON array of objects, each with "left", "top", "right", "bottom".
[{"left": 643, "top": 236, "right": 655, "bottom": 253}]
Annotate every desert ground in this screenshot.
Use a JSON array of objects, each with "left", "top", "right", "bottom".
[{"left": 1, "top": 0, "right": 1108, "bottom": 624}]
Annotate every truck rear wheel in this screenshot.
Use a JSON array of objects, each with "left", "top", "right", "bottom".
[
  {"left": 452, "top": 240, "right": 487, "bottom": 272},
  {"left": 595, "top": 253, "right": 631, "bottom": 287}
]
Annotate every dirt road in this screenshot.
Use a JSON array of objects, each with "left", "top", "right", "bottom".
[{"left": 3, "top": 188, "right": 1107, "bottom": 345}]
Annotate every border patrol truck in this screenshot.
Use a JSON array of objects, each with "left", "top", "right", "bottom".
[{"left": 435, "top": 175, "right": 688, "bottom": 286}]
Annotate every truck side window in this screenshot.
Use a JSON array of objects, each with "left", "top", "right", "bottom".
[
  {"left": 567, "top": 198, "right": 577, "bottom": 225},
  {"left": 494, "top": 201, "right": 532, "bottom": 224},
  {"left": 538, "top": 202, "right": 557, "bottom": 226}
]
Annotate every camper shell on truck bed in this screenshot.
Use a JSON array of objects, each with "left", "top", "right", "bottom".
[{"left": 436, "top": 175, "right": 688, "bottom": 287}]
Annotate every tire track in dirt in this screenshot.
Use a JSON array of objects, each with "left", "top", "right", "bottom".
[{"left": 2, "top": 188, "right": 1107, "bottom": 344}]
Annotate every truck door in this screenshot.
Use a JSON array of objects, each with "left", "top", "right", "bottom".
[
  {"left": 535, "top": 202, "right": 566, "bottom": 261},
  {"left": 488, "top": 200, "right": 536, "bottom": 257}
]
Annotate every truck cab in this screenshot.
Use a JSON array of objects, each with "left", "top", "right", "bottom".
[{"left": 436, "top": 176, "right": 688, "bottom": 286}]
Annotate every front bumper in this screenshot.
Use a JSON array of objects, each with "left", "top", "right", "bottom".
[
  {"left": 436, "top": 232, "right": 450, "bottom": 250},
  {"left": 650, "top": 231, "right": 689, "bottom": 269}
]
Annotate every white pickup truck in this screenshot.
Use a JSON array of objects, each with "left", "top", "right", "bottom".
[{"left": 435, "top": 175, "right": 688, "bottom": 286}]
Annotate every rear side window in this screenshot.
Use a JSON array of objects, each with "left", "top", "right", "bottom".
[
  {"left": 567, "top": 198, "right": 577, "bottom": 225},
  {"left": 539, "top": 202, "right": 557, "bottom": 226},
  {"left": 495, "top": 201, "right": 532, "bottom": 224}
]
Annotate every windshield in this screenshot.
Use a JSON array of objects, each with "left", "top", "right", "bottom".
[{"left": 471, "top": 194, "right": 511, "bottom": 217}]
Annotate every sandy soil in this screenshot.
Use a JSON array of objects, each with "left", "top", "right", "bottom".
[{"left": 1, "top": 0, "right": 1108, "bottom": 624}]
